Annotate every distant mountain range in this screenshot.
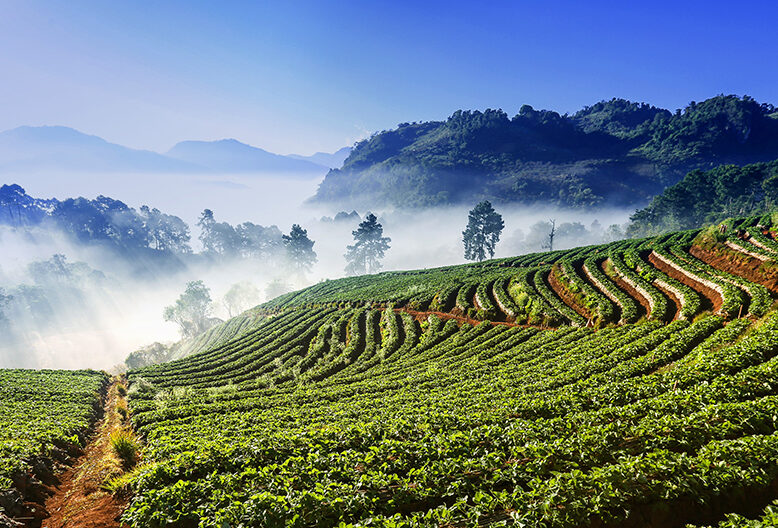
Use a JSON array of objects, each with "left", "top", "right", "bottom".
[
  {"left": 313, "top": 95, "right": 778, "bottom": 209},
  {"left": 0, "top": 126, "right": 350, "bottom": 175},
  {"left": 288, "top": 147, "right": 352, "bottom": 169}
]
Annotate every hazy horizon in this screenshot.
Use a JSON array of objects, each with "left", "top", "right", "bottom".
[{"left": 2, "top": 1, "right": 777, "bottom": 155}]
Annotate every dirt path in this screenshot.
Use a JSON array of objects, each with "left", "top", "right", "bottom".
[{"left": 42, "top": 378, "right": 130, "bottom": 528}]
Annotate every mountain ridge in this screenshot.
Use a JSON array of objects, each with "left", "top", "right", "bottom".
[
  {"left": 312, "top": 95, "right": 778, "bottom": 209},
  {"left": 0, "top": 125, "right": 348, "bottom": 175}
]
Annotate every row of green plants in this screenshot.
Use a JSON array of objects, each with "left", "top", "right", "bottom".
[
  {"left": 0, "top": 369, "right": 108, "bottom": 502},
  {"left": 119, "top": 296, "right": 778, "bottom": 527}
]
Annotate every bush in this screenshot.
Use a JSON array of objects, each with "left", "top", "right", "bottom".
[
  {"left": 110, "top": 429, "right": 140, "bottom": 468},
  {"left": 116, "top": 403, "right": 129, "bottom": 421}
]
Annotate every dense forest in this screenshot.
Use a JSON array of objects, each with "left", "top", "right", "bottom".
[
  {"left": 628, "top": 160, "right": 778, "bottom": 236},
  {"left": 0, "top": 184, "right": 289, "bottom": 272},
  {"left": 313, "top": 95, "right": 778, "bottom": 208}
]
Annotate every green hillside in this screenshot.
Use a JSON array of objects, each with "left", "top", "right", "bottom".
[
  {"left": 313, "top": 95, "right": 778, "bottom": 209},
  {"left": 629, "top": 162, "right": 778, "bottom": 236},
  {"left": 6, "top": 215, "right": 778, "bottom": 527},
  {"left": 115, "top": 214, "right": 778, "bottom": 527}
]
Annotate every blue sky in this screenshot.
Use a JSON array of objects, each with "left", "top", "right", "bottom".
[{"left": 1, "top": 0, "right": 776, "bottom": 155}]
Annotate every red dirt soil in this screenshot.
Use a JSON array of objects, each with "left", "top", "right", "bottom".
[
  {"left": 690, "top": 245, "right": 778, "bottom": 293},
  {"left": 648, "top": 252, "right": 721, "bottom": 313},
  {"left": 601, "top": 259, "right": 650, "bottom": 317},
  {"left": 547, "top": 266, "right": 593, "bottom": 321},
  {"left": 42, "top": 380, "right": 130, "bottom": 528}
]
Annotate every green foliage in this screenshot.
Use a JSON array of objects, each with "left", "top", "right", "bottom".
[
  {"left": 462, "top": 200, "right": 504, "bottom": 262},
  {"left": 10, "top": 218, "right": 778, "bottom": 527},
  {"left": 314, "top": 95, "right": 778, "bottom": 209},
  {"left": 344, "top": 213, "right": 391, "bottom": 275},
  {"left": 163, "top": 280, "right": 217, "bottom": 338},
  {"left": 629, "top": 160, "right": 778, "bottom": 236},
  {"left": 110, "top": 429, "right": 140, "bottom": 468},
  {"left": 0, "top": 370, "right": 108, "bottom": 496},
  {"left": 283, "top": 224, "right": 317, "bottom": 273}
]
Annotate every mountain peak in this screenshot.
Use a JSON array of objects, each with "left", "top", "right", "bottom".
[{"left": 167, "top": 138, "right": 326, "bottom": 174}]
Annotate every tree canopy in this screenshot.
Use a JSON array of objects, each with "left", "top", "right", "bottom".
[
  {"left": 463, "top": 201, "right": 504, "bottom": 261},
  {"left": 163, "top": 280, "right": 218, "bottom": 338},
  {"left": 344, "top": 213, "right": 391, "bottom": 275},
  {"left": 283, "top": 224, "right": 317, "bottom": 273},
  {"left": 628, "top": 160, "right": 778, "bottom": 236},
  {"left": 313, "top": 95, "right": 778, "bottom": 209}
]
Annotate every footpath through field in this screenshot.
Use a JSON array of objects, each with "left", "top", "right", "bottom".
[{"left": 42, "top": 378, "right": 129, "bottom": 528}]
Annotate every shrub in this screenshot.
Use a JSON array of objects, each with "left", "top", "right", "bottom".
[
  {"left": 110, "top": 429, "right": 140, "bottom": 468},
  {"left": 116, "top": 403, "right": 129, "bottom": 421}
]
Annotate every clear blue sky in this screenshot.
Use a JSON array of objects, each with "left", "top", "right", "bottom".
[{"left": 1, "top": 0, "right": 776, "bottom": 155}]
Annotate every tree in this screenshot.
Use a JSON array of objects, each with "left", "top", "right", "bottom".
[
  {"left": 139, "top": 205, "right": 192, "bottom": 253},
  {"left": 223, "top": 281, "right": 262, "bottom": 317},
  {"left": 0, "top": 287, "right": 11, "bottom": 324},
  {"left": 235, "top": 222, "right": 284, "bottom": 261},
  {"left": 282, "top": 224, "right": 317, "bottom": 272},
  {"left": 462, "top": 201, "right": 504, "bottom": 261},
  {"left": 344, "top": 213, "right": 391, "bottom": 275},
  {"left": 541, "top": 219, "right": 556, "bottom": 251},
  {"left": 163, "top": 280, "right": 216, "bottom": 338},
  {"left": 197, "top": 209, "right": 242, "bottom": 257}
]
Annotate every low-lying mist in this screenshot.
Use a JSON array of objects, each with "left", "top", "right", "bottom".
[{"left": 0, "top": 169, "right": 635, "bottom": 370}]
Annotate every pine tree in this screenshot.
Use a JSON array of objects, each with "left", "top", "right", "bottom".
[
  {"left": 283, "top": 224, "right": 317, "bottom": 272},
  {"left": 344, "top": 213, "right": 391, "bottom": 275},
  {"left": 462, "top": 201, "right": 504, "bottom": 261}
]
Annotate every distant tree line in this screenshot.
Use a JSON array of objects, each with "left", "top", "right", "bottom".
[
  {"left": 628, "top": 160, "right": 778, "bottom": 236},
  {"left": 314, "top": 95, "right": 778, "bottom": 209}
]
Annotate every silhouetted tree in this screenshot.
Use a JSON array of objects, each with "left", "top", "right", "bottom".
[
  {"left": 463, "top": 201, "right": 504, "bottom": 261},
  {"left": 541, "top": 219, "right": 556, "bottom": 251},
  {"left": 235, "top": 222, "right": 284, "bottom": 260},
  {"left": 0, "top": 287, "right": 11, "bottom": 324},
  {"left": 344, "top": 213, "right": 391, "bottom": 275},
  {"left": 283, "top": 224, "right": 317, "bottom": 272},
  {"left": 197, "top": 209, "right": 241, "bottom": 257}
]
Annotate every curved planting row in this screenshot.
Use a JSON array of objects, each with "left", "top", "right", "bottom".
[
  {"left": 608, "top": 250, "right": 673, "bottom": 321},
  {"left": 556, "top": 260, "right": 618, "bottom": 326},
  {"left": 582, "top": 256, "right": 641, "bottom": 324},
  {"left": 669, "top": 245, "right": 773, "bottom": 317},
  {"left": 245, "top": 217, "right": 778, "bottom": 332},
  {"left": 121, "top": 299, "right": 778, "bottom": 527},
  {"left": 534, "top": 267, "right": 587, "bottom": 326},
  {"left": 628, "top": 249, "right": 704, "bottom": 319}
]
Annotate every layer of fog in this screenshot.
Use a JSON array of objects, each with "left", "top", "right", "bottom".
[{"left": 0, "top": 169, "right": 634, "bottom": 370}]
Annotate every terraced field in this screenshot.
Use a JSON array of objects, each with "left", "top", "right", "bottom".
[
  {"left": 6, "top": 214, "right": 778, "bottom": 527},
  {"left": 116, "top": 214, "right": 778, "bottom": 527}
]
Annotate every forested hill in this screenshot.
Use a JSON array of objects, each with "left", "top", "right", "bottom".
[
  {"left": 628, "top": 160, "right": 778, "bottom": 236},
  {"left": 313, "top": 95, "right": 778, "bottom": 208}
]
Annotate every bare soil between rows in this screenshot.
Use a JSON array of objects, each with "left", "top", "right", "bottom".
[
  {"left": 42, "top": 379, "right": 130, "bottom": 528},
  {"left": 547, "top": 266, "right": 593, "bottom": 321},
  {"left": 601, "top": 259, "right": 650, "bottom": 318},
  {"left": 647, "top": 251, "right": 720, "bottom": 314}
]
